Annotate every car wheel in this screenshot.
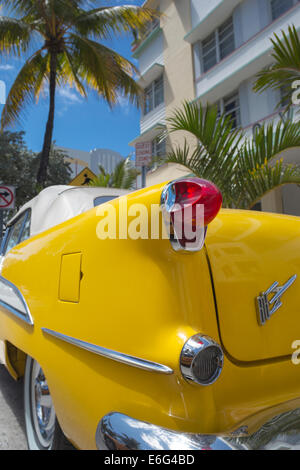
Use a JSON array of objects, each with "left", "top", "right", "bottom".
[{"left": 24, "top": 356, "right": 72, "bottom": 450}]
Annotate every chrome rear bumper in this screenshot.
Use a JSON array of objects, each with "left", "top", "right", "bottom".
[
  {"left": 96, "top": 408, "right": 300, "bottom": 451},
  {"left": 96, "top": 413, "right": 235, "bottom": 451}
]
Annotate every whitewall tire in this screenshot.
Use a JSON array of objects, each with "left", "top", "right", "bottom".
[{"left": 24, "top": 356, "right": 72, "bottom": 450}]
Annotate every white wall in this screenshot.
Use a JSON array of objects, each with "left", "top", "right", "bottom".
[
  {"left": 235, "top": 0, "right": 280, "bottom": 44},
  {"left": 190, "top": 0, "right": 223, "bottom": 28},
  {"left": 90, "top": 149, "right": 124, "bottom": 175},
  {"left": 190, "top": 0, "right": 243, "bottom": 34},
  {"left": 57, "top": 146, "right": 90, "bottom": 165},
  {"left": 139, "top": 31, "right": 164, "bottom": 76},
  {"left": 56, "top": 146, "right": 91, "bottom": 177},
  {"left": 237, "top": 75, "right": 284, "bottom": 134},
  {"left": 140, "top": 102, "right": 165, "bottom": 134},
  {"left": 195, "top": 4, "right": 300, "bottom": 105},
  {"left": 246, "top": 78, "right": 272, "bottom": 125},
  {"left": 282, "top": 185, "right": 300, "bottom": 216},
  {"left": 237, "top": 0, "right": 262, "bottom": 43}
]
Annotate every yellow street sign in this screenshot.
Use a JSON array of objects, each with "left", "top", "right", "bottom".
[{"left": 69, "top": 167, "right": 97, "bottom": 186}]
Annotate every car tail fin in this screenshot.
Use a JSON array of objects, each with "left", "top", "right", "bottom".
[{"left": 161, "top": 178, "right": 222, "bottom": 252}]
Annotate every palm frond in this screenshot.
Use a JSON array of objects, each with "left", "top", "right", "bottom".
[
  {"left": 74, "top": 5, "right": 159, "bottom": 39},
  {"left": 239, "top": 120, "right": 300, "bottom": 170},
  {"left": 166, "top": 101, "right": 243, "bottom": 195},
  {"left": 112, "top": 158, "right": 138, "bottom": 189},
  {"left": 1, "top": 0, "right": 36, "bottom": 16},
  {"left": 89, "top": 172, "right": 110, "bottom": 188},
  {"left": 58, "top": 50, "right": 87, "bottom": 97},
  {"left": 122, "top": 167, "right": 139, "bottom": 190},
  {"left": 90, "top": 158, "right": 138, "bottom": 189},
  {"left": 67, "top": 33, "right": 142, "bottom": 106},
  {"left": 112, "top": 160, "right": 126, "bottom": 188},
  {"left": 254, "top": 25, "right": 300, "bottom": 108},
  {"left": 166, "top": 101, "right": 244, "bottom": 158},
  {"left": 98, "top": 165, "right": 107, "bottom": 177},
  {"left": 0, "top": 0, "right": 156, "bottom": 185},
  {"left": 1, "top": 50, "right": 49, "bottom": 129},
  {"left": 233, "top": 119, "right": 300, "bottom": 207},
  {"left": 165, "top": 101, "right": 300, "bottom": 209},
  {"left": 0, "top": 16, "right": 31, "bottom": 56},
  {"left": 236, "top": 159, "right": 300, "bottom": 209}
]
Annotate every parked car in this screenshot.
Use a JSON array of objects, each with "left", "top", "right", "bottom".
[{"left": 0, "top": 179, "right": 300, "bottom": 450}]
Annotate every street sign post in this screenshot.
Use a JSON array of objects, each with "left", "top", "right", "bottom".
[
  {"left": 135, "top": 142, "right": 152, "bottom": 188},
  {"left": 0, "top": 185, "right": 16, "bottom": 244}
]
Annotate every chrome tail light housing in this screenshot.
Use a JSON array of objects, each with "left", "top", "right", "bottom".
[
  {"left": 161, "top": 178, "right": 222, "bottom": 252},
  {"left": 180, "top": 335, "right": 224, "bottom": 386}
]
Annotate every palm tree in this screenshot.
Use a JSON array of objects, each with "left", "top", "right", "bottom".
[
  {"left": 0, "top": 0, "right": 157, "bottom": 185},
  {"left": 164, "top": 101, "right": 300, "bottom": 209},
  {"left": 253, "top": 25, "right": 300, "bottom": 108},
  {"left": 90, "top": 157, "right": 138, "bottom": 189}
]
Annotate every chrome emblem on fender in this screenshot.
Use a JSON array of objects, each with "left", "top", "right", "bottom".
[{"left": 256, "top": 275, "right": 297, "bottom": 326}]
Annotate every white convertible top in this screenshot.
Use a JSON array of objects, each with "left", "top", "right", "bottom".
[{"left": 8, "top": 186, "right": 130, "bottom": 237}]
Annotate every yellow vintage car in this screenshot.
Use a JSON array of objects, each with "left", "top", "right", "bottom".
[{"left": 0, "top": 178, "right": 300, "bottom": 451}]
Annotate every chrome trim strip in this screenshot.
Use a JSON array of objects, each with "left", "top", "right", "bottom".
[
  {"left": 0, "top": 275, "right": 33, "bottom": 326},
  {"left": 96, "top": 412, "right": 235, "bottom": 450},
  {"left": 42, "top": 329, "right": 173, "bottom": 375}
]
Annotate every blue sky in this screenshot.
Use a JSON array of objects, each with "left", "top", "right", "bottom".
[{"left": 0, "top": 0, "right": 144, "bottom": 158}]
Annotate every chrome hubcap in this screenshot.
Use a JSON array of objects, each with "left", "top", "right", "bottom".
[{"left": 31, "top": 361, "right": 56, "bottom": 448}]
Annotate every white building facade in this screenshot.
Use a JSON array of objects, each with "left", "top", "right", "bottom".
[
  {"left": 132, "top": 0, "right": 300, "bottom": 215},
  {"left": 90, "top": 148, "right": 124, "bottom": 175},
  {"left": 56, "top": 146, "right": 91, "bottom": 177},
  {"left": 56, "top": 146, "right": 124, "bottom": 179}
]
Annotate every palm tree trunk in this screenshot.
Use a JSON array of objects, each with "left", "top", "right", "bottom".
[{"left": 37, "top": 51, "right": 57, "bottom": 186}]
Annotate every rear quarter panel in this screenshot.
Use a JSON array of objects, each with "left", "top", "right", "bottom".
[
  {"left": 2, "top": 189, "right": 300, "bottom": 448},
  {"left": 206, "top": 209, "right": 300, "bottom": 362}
]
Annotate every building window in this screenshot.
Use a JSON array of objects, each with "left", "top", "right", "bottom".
[
  {"left": 152, "top": 138, "right": 166, "bottom": 158},
  {"left": 202, "top": 32, "right": 217, "bottom": 73},
  {"left": 150, "top": 138, "right": 166, "bottom": 170},
  {"left": 219, "top": 17, "right": 236, "bottom": 60},
  {"left": 144, "top": 75, "right": 164, "bottom": 115},
  {"left": 271, "top": 0, "right": 294, "bottom": 20},
  {"left": 217, "top": 92, "right": 241, "bottom": 130},
  {"left": 201, "top": 17, "right": 235, "bottom": 74}
]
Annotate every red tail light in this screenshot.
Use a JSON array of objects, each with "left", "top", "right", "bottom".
[{"left": 161, "top": 178, "right": 222, "bottom": 252}]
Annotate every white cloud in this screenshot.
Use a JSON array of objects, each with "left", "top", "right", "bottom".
[
  {"left": 0, "top": 64, "right": 14, "bottom": 71},
  {"left": 55, "top": 85, "right": 83, "bottom": 117},
  {"left": 117, "top": 94, "right": 132, "bottom": 115},
  {"left": 58, "top": 86, "right": 82, "bottom": 104}
]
